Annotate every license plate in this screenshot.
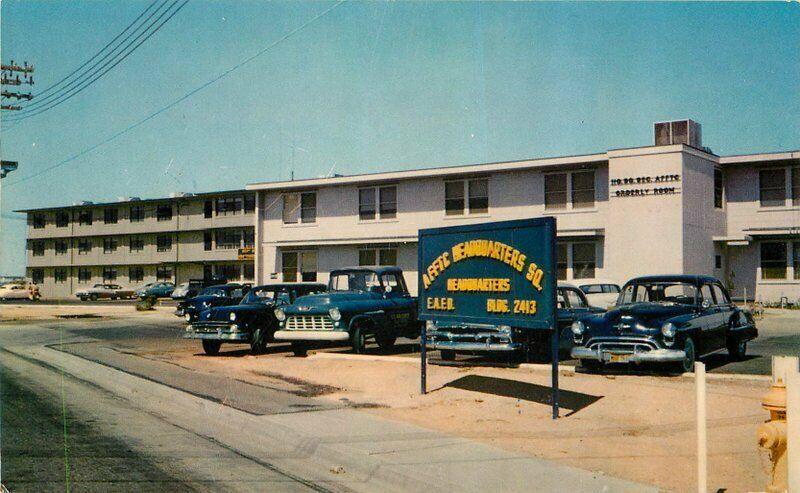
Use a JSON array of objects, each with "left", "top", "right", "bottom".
[{"left": 609, "top": 353, "right": 631, "bottom": 363}]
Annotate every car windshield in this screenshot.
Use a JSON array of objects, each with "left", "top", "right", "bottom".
[
  {"left": 329, "top": 271, "right": 380, "bottom": 292},
  {"left": 242, "top": 287, "right": 292, "bottom": 305},
  {"left": 200, "top": 287, "right": 226, "bottom": 297},
  {"left": 618, "top": 281, "right": 698, "bottom": 306}
]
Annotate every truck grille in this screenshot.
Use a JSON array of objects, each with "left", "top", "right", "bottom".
[{"left": 286, "top": 315, "right": 334, "bottom": 331}]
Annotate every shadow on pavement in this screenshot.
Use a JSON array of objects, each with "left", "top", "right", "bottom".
[{"left": 444, "top": 374, "right": 602, "bottom": 416}]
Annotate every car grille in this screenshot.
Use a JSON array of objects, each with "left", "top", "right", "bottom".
[
  {"left": 586, "top": 337, "right": 658, "bottom": 354},
  {"left": 286, "top": 315, "right": 334, "bottom": 331},
  {"left": 191, "top": 321, "right": 230, "bottom": 333}
]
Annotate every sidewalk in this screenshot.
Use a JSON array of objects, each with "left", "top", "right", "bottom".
[{"left": 6, "top": 343, "right": 654, "bottom": 493}]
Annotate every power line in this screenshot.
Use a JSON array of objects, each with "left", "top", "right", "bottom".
[
  {"left": 30, "top": 0, "right": 162, "bottom": 102},
  {"left": 4, "top": 1, "right": 344, "bottom": 188},
  {"left": 6, "top": 0, "right": 187, "bottom": 122}
]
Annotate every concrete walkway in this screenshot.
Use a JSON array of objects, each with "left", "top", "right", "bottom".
[{"left": 6, "top": 341, "right": 656, "bottom": 493}]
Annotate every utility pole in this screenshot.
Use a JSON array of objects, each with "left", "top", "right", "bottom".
[{"left": 1, "top": 60, "right": 35, "bottom": 111}]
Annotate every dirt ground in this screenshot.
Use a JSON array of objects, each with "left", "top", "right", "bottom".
[{"left": 137, "top": 343, "right": 772, "bottom": 493}]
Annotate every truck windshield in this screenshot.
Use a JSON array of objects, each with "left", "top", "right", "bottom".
[
  {"left": 618, "top": 282, "right": 697, "bottom": 306},
  {"left": 329, "top": 271, "right": 380, "bottom": 292}
]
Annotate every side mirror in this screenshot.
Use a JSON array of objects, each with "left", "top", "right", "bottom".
[
  {"left": 701, "top": 299, "right": 712, "bottom": 310},
  {"left": 385, "top": 285, "right": 393, "bottom": 293}
]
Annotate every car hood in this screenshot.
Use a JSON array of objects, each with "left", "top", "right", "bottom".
[
  {"left": 585, "top": 303, "right": 695, "bottom": 335},
  {"left": 288, "top": 291, "right": 383, "bottom": 312},
  {"left": 204, "top": 303, "right": 270, "bottom": 321}
]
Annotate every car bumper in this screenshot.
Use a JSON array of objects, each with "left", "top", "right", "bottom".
[
  {"left": 425, "top": 340, "right": 521, "bottom": 352},
  {"left": 571, "top": 346, "right": 685, "bottom": 363},
  {"left": 175, "top": 308, "right": 184, "bottom": 317},
  {"left": 273, "top": 330, "right": 349, "bottom": 342},
  {"left": 425, "top": 328, "right": 520, "bottom": 352},
  {"left": 184, "top": 324, "right": 250, "bottom": 342}
]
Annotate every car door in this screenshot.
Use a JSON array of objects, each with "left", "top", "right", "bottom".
[
  {"left": 697, "top": 283, "right": 725, "bottom": 354},
  {"left": 711, "top": 283, "right": 735, "bottom": 349},
  {"left": 380, "top": 272, "right": 413, "bottom": 332}
]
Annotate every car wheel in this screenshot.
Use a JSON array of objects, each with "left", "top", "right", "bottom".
[
  {"left": 727, "top": 339, "right": 747, "bottom": 361},
  {"left": 291, "top": 342, "right": 308, "bottom": 357},
  {"left": 250, "top": 329, "right": 267, "bottom": 355},
  {"left": 90, "top": 294, "right": 98, "bottom": 301},
  {"left": 80, "top": 296, "right": 87, "bottom": 301},
  {"left": 202, "top": 340, "right": 221, "bottom": 356},
  {"left": 440, "top": 349, "right": 456, "bottom": 361},
  {"left": 375, "top": 333, "right": 396, "bottom": 352},
  {"left": 351, "top": 326, "right": 367, "bottom": 354},
  {"left": 678, "top": 338, "right": 696, "bottom": 373}
]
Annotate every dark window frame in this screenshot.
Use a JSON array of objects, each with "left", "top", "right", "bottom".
[
  {"left": 103, "top": 208, "right": 118, "bottom": 224},
  {"left": 55, "top": 211, "right": 70, "bottom": 228},
  {"left": 545, "top": 173, "right": 568, "bottom": 210},
  {"left": 103, "top": 237, "right": 118, "bottom": 254},
  {"left": 129, "top": 205, "right": 145, "bottom": 223},
  {"left": 156, "top": 204, "right": 173, "bottom": 221},
  {"left": 156, "top": 234, "right": 173, "bottom": 252},
  {"left": 78, "top": 210, "right": 93, "bottom": 226},
  {"left": 54, "top": 268, "right": 67, "bottom": 283},
  {"left": 761, "top": 241, "right": 787, "bottom": 279},
  {"left": 759, "top": 168, "right": 786, "bottom": 208},
  {"left": 129, "top": 266, "right": 144, "bottom": 283},
  {"left": 714, "top": 168, "right": 724, "bottom": 209},
  {"left": 129, "top": 236, "right": 145, "bottom": 252},
  {"left": 32, "top": 213, "right": 46, "bottom": 229}
]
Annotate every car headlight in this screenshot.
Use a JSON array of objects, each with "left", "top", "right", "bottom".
[
  {"left": 661, "top": 322, "right": 676, "bottom": 339},
  {"left": 425, "top": 320, "right": 436, "bottom": 331},
  {"left": 497, "top": 325, "right": 511, "bottom": 334},
  {"left": 202, "top": 301, "right": 210, "bottom": 308},
  {"left": 328, "top": 308, "right": 342, "bottom": 321},
  {"left": 230, "top": 324, "right": 239, "bottom": 332},
  {"left": 274, "top": 308, "right": 286, "bottom": 321},
  {"left": 229, "top": 312, "right": 237, "bottom": 322},
  {"left": 184, "top": 313, "right": 191, "bottom": 321},
  {"left": 571, "top": 320, "right": 585, "bottom": 335}
]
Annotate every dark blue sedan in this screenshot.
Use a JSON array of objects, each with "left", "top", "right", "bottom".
[{"left": 176, "top": 284, "right": 251, "bottom": 322}]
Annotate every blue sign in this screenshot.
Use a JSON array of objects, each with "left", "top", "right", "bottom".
[{"left": 417, "top": 217, "right": 557, "bottom": 331}]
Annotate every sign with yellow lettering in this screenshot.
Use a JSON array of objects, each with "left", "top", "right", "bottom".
[{"left": 417, "top": 218, "right": 557, "bottom": 331}]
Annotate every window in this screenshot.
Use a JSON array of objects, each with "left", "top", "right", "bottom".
[
  {"left": 54, "top": 268, "right": 67, "bottom": 283},
  {"left": 379, "top": 186, "right": 397, "bottom": 219},
  {"left": 78, "top": 210, "right": 92, "bottom": 226},
  {"left": 156, "top": 266, "right": 173, "bottom": 282},
  {"left": 359, "top": 247, "right": 397, "bottom": 266},
  {"left": 556, "top": 243, "right": 567, "bottom": 280},
  {"left": 55, "top": 240, "right": 68, "bottom": 256},
  {"left": 216, "top": 197, "right": 242, "bottom": 216},
  {"left": 78, "top": 267, "right": 91, "bottom": 283},
  {"left": 32, "top": 213, "right": 46, "bottom": 229},
  {"left": 714, "top": 168, "right": 723, "bottom": 209},
  {"left": 203, "top": 200, "right": 213, "bottom": 218},
  {"left": 243, "top": 263, "right": 254, "bottom": 281},
  {"left": 103, "top": 238, "right": 118, "bottom": 254},
  {"left": 571, "top": 171, "right": 595, "bottom": 209},
  {"left": 129, "top": 266, "right": 144, "bottom": 283},
  {"left": 56, "top": 211, "right": 70, "bottom": 227},
  {"left": 712, "top": 284, "right": 730, "bottom": 305},
  {"left": 545, "top": 173, "right": 567, "bottom": 210},
  {"left": 282, "top": 251, "right": 317, "bottom": 282},
  {"left": 204, "top": 231, "right": 213, "bottom": 251},
  {"left": 244, "top": 194, "right": 256, "bottom": 213},
  {"left": 31, "top": 241, "right": 45, "bottom": 256},
  {"left": 700, "top": 284, "right": 714, "bottom": 304},
  {"left": 243, "top": 229, "right": 255, "bottom": 248},
  {"left": 359, "top": 188, "right": 376, "bottom": 220},
  {"left": 156, "top": 235, "right": 172, "bottom": 252},
  {"left": 282, "top": 192, "right": 316, "bottom": 224},
  {"left": 156, "top": 204, "right": 173, "bottom": 221},
  {"left": 78, "top": 238, "right": 91, "bottom": 255},
  {"left": 715, "top": 255, "right": 722, "bottom": 269},
  {"left": 31, "top": 269, "right": 44, "bottom": 284},
  {"left": 572, "top": 243, "right": 596, "bottom": 279},
  {"left": 468, "top": 179, "right": 489, "bottom": 214},
  {"left": 794, "top": 242, "right": 800, "bottom": 280},
  {"left": 761, "top": 242, "right": 787, "bottom": 279},
  {"left": 760, "top": 169, "right": 786, "bottom": 207},
  {"left": 216, "top": 264, "right": 240, "bottom": 281},
  {"left": 102, "top": 267, "right": 117, "bottom": 282},
  {"left": 445, "top": 181, "right": 465, "bottom": 215},
  {"left": 129, "top": 236, "right": 144, "bottom": 252},
  {"left": 793, "top": 167, "right": 800, "bottom": 206},
  {"left": 130, "top": 205, "right": 144, "bottom": 222},
  {"left": 104, "top": 208, "right": 118, "bottom": 224},
  {"left": 215, "top": 229, "right": 242, "bottom": 249}
]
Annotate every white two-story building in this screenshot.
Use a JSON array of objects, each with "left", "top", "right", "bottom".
[{"left": 249, "top": 120, "right": 799, "bottom": 303}]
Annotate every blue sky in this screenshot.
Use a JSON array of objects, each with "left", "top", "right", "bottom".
[{"left": 1, "top": 1, "right": 798, "bottom": 275}]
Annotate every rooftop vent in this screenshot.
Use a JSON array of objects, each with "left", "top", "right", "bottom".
[
  {"left": 80, "top": 201, "right": 94, "bottom": 205},
  {"left": 169, "top": 192, "right": 194, "bottom": 198},
  {"left": 654, "top": 119, "right": 702, "bottom": 148}
]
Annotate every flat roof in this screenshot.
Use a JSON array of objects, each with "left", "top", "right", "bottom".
[
  {"left": 246, "top": 151, "right": 609, "bottom": 191},
  {"left": 719, "top": 150, "right": 800, "bottom": 165},
  {"left": 14, "top": 188, "right": 252, "bottom": 214}
]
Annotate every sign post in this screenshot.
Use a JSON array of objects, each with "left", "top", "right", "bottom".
[{"left": 420, "top": 325, "right": 427, "bottom": 395}]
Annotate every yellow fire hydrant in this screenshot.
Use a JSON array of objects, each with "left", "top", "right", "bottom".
[{"left": 758, "top": 372, "right": 788, "bottom": 493}]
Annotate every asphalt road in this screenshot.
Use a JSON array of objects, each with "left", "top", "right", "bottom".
[{"left": 0, "top": 298, "right": 178, "bottom": 306}]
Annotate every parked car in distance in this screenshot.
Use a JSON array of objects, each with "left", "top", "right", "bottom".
[
  {"left": 185, "top": 283, "right": 326, "bottom": 355},
  {"left": 570, "top": 275, "right": 758, "bottom": 373},
  {"left": 575, "top": 280, "right": 622, "bottom": 309},
  {"left": 76, "top": 284, "right": 135, "bottom": 301},
  {"left": 0, "top": 282, "right": 40, "bottom": 301},
  {"left": 273, "top": 267, "right": 420, "bottom": 356},
  {"left": 171, "top": 280, "right": 203, "bottom": 300},
  {"left": 136, "top": 282, "right": 175, "bottom": 299},
  {"left": 177, "top": 283, "right": 252, "bottom": 322}
]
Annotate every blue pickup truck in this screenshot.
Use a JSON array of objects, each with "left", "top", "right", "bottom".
[{"left": 418, "top": 217, "right": 596, "bottom": 362}]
